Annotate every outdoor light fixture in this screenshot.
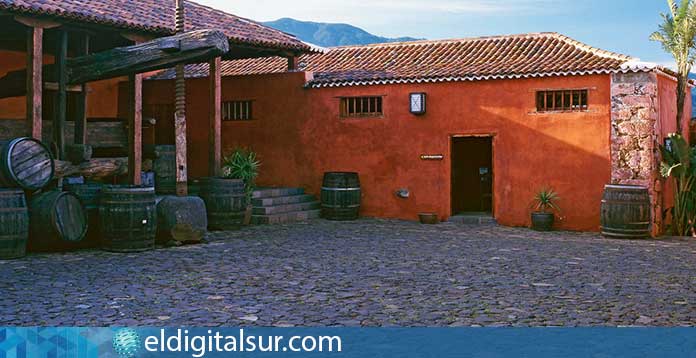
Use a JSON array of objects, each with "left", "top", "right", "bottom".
[{"left": 409, "top": 92, "right": 426, "bottom": 115}]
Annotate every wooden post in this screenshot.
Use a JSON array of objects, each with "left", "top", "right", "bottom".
[
  {"left": 26, "top": 26, "right": 43, "bottom": 140},
  {"left": 75, "top": 34, "right": 90, "bottom": 145},
  {"left": 128, "top": 73, "right": 143, "bottom": 185},
  {"left": 209, "top": 57, "right": 221, "bottom": 177},
  {"left": 287, "top": 56, "right": 298, "bottom": 71},
  {"left": 175, "top": 64, "right": 188, "bottom": 196},
  {"left": 54, "top": 30, "right": 68, "bottom": 160}
]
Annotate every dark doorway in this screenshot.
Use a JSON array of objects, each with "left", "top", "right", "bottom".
[{"left": 451, "top": 136, "right": 493, "bottom": 215}]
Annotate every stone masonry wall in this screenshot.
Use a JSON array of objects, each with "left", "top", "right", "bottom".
[{"left": 610, "top": 72, "right": 662, "bottom": 235}]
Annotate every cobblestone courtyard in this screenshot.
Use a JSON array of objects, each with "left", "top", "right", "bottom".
[{"left": 2, "top": 219, "right": 696, "bottom": 326}]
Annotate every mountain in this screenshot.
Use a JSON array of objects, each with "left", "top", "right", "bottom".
[{"left": 263, "top": 18, "right": 423, "bottom": 47}]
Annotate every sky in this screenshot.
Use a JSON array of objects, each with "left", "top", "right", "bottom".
[{"left": 196, "top": 0, "right": 675, "bottom": 68}]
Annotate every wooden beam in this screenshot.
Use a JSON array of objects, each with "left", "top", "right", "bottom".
[
  {"left": 26, "top": 26, "right": 42, "bottom": 140},
  {"left": 68, "top": 29, "right": 229, "bottom": 84},
  {"left": 75, "top": 34, "right": 90, "bottom": 145},
  {"left": 54, "top": 29, "right": 68, "bottom": 160},
  {"left": 128, "top": 73, "right": 143, "bottom": 185},
  {"left": 209, "top": 57, "right": 222, "bottom": 177},
  {"left": 14, "top": 16, "right": 61, "bottom": 29},
  {"left": 0, "top": 29, "right": 229, "bottom": 98}
]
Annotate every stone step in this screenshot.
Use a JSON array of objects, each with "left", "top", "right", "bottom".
[
  {"left": 253, "top": 200, "right": 320, "bottom": 215},
  {"left": 252, "top": 187, "right": 304, "bottom": 199},
  {"left": 448, "top": 215, "right": 497, "bottom": 225},
  {"left": 251, "top": 209, "right": 321, "bottom": 225},
  {"left": 252, "top": 194, "right": 316, "bottom": 207}
]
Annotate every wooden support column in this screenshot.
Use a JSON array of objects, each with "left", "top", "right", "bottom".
[
  {"left": 74, "top": 34, "right": 90, "bottom": 145},
  {"left": 175, "top": 64, "right": 188, "bottom": 196},
  {"left": 287, "top": 56, "right": 298, "bottom": 71},
  {"left": 128, "top": 73, "right": 143, "bottom": 185},
  {"left": 209, "top": 57, "right": 221, "bottom": 177},
  {"left": 26, "top": 26, "right": 43, "bottom": 140},
  {"left": 54, "top": 30, "right": 68, "bottom": 160}
]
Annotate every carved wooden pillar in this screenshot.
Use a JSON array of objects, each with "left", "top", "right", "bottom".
[
  {"left": 128, "top": 73, "right": 143, "bottom": 185},
  {"left": 209, "top": 57, "right": 221, "bottom": 177}
]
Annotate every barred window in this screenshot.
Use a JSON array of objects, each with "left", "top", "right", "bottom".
[
  {"left": 536, "top": 89, "right": 588, "bottom": 112},
  {"left": 222, "top": 100, "right": 253, "bottom": 121},
  {"left": 340, "top": 96, "right": 383, "bottom": 118}
]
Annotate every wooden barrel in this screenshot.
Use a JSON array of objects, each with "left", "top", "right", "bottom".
[
  {"left": 600, "top": 184, "right": 650, "bottom": 239},
  {"left": 100, "top": 185, "right": 156, "bottom": 252},
  {"left": 199, "top": 177, "right": 246, "bottom": 230},
  {"left": 29, "top": 190, "right": 88, "bottom": 251},
  {"left": 0, "top": 189, "right": 29, "bottom": 259},
  {"left": 321, "top": 172, "right": 361, "bottom": 220},
  {"left": 154, "top": 145, "right": 176, "bottom": 195},
  {"left": 64, "top": 182, "right": 103, "bottom": 247},
  {"left": 0, "top": 137, "right": 54, "bottom": 191}
]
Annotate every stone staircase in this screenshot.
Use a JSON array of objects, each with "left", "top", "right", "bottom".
[
  {"left": 448, "top": 213, "right": 497, "bottom": 225},
  {"left": 251, "top": 187, "right": 321, "bottom": 225}
]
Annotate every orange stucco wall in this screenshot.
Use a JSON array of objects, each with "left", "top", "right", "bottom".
[
  {"left": 144, "top": 72, "right": 614, "bottom": 231},
  {"left": 0, "top": 50, "right": 121, "bottom": 119}
]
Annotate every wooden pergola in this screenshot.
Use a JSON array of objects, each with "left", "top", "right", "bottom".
[{"left": 0, "top": 4, "right": 306, "bottom": 189}]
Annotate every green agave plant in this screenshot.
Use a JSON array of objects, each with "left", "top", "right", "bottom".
[
  {"left": 532, "top": 187, "right": 560, "bottom": 213},
  {"left": 222, "top": 148, "right": 260, "bottom": 203},
  {"left": 660, "top": 133, "right": 696, "bottom": 236}
]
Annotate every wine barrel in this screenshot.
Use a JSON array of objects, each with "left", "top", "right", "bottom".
[
  {"left": 0, "top": 189, "right": 28, "bottom": 259},
  {"left": 153, "top": 145, "right": 176, "bottom": 195},
  {"left": 29, "top": 190, "right": 88, "bottom": 251},
  {"left": 600, "top": 184, "right": 650, "bottom": 239},
  {"left": 199, "top": 177, "right": 246, "bottom": 230},
  {"left": 64, "top": 182, "right": 103, "bottom": 247},
  {"left": 100, "top": 185, "right": 156, "bottom": 252},
  {"left": 0, "top": 137, "right": 54, "bottom": 191},
  {"left": 321, "top": 172, "right": 361, "bottom": 220}
]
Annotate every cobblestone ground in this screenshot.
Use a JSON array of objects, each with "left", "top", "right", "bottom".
[{"left": 2, "top": 219, "right": 696, "bottom": 327}]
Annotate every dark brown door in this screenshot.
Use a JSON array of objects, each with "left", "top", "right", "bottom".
[{"left": 451, "top": 137, "right": 493, "bottom": 214}]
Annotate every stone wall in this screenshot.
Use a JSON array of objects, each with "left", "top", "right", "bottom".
[{"left": 610, "top": 72, "right": 662, "bottom": 235}]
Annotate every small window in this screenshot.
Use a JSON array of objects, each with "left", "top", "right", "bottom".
[
  {"left": 222, "top": 100, "right": 253, "bottom": 121},
  {"left": 536, "top": 89, "right": 588, "bottom": 112},
  {"left": 340, "top": 96, "right": 383, "bottom": 118}
]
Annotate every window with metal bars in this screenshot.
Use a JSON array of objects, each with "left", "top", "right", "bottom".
[
  {"left": 339, "top": 96, "right": 383, "bottom": 118},
  {"left": 536, "top": 89, "right": 588, "bottom": 112},
  {"left": 222, "top": 100, "right": 253, "bottom": 121}
]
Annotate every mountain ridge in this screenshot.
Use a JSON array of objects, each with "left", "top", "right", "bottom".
[{"left": 262, "top": 18, "right": 423, "bottom": 48}]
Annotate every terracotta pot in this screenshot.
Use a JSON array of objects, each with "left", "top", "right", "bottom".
[
  {"left": 418, "top": 212, "right": 439, "bottom": 225},
  {"left": 531, "top": 212, "right": 554, "bottom": 231}
]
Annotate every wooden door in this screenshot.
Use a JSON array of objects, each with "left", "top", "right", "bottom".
[{"left": 451, "top": 137, "right": 492, "bottom": 214}]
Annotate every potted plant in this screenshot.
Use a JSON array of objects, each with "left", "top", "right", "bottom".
[
  {"left": 531, "top": 187, "right": 560, "bottom": 231},
  {"left": 222, "top": 148, "right": 260, "bottom": 225}
]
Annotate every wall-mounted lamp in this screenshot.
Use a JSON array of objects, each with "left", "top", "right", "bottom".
[{"left": 409, "top": 92, "right": 426, "bottom": 115}]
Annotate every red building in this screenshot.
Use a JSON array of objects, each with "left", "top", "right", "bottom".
[{"left": 145, "top": 33, "right": 690, "bottom": 233}]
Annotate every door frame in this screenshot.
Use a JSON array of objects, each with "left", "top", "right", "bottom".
[{"left": 449, "top": 133, "right": 496, "bottom": 217}]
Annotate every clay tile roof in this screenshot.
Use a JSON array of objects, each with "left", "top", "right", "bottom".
[
  {"left": 0, "top": 0, "right": 311, "bottom": 52},
  {"left": 150, "top": 32, "right": 662, "bottom": 87}
]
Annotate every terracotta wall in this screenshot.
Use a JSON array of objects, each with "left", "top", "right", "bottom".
[
  {"left": 0, "top": 50, "right": 121, "bottom": 120},
  {"left": 144, "top": 72, "right": 614, "bottom": 231}
]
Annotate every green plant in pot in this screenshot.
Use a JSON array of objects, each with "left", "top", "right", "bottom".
[
  {"left": 531, "top": 187, "right": 560, "bottom": 231},
  {"left": 222, "top": 148, "right": 260, "bottom": 225}
]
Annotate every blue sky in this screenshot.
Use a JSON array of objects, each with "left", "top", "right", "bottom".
[{"left": 198, "top": 0, "right": 675, "bottom": 67}]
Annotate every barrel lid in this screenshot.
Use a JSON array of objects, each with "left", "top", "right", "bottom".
[
  {"left": 103, "top": 185, "right": 156, "bottom": 194},
  {"left": 4, "top": 137, "right": 54, "bottom": 190},
  {"left": 604, "top": 184, "right": 648, "bottom": 190},
  {"left": 53, "top": 192, "right": 88, "bottom": 242}
]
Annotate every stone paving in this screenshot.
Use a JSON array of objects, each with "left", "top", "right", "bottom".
[{"left": 2, "top": 219, "right": 696, "bottom": 327}]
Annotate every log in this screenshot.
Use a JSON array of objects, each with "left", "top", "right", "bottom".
[
  {"left": 54, "top": 157, "right": 153, "bottom": 179},
  {"left": 0, "top": 29, "right": 230, "bottom": 98}
]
